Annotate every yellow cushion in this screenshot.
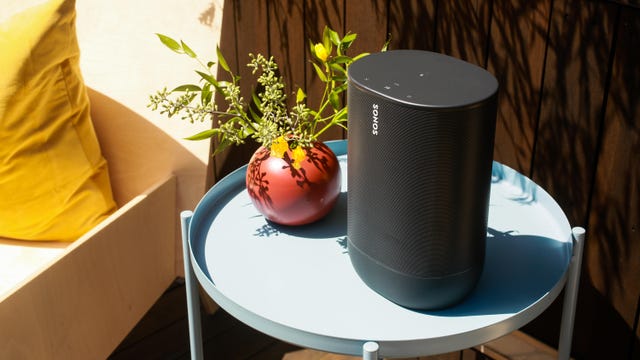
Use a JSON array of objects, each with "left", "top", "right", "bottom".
[{"left": 0, "top": 0, "right": 116, "bottom": 241}]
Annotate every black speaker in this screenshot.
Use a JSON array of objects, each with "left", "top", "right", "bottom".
[{"left": 347, "top": 50, "right": 498, "bottom": 309}]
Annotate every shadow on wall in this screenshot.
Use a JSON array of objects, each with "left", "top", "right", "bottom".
[
  {"left": 199, "top": 1, "right": 218, "bottom": 27},
  {"left": 201, "top": 2, "right": 640, "bottom": 356},
  {"left": 389, "top": 2, "right": 639, "bottom": 358},
  {"left": 87, "top": 88, "right": 206, "bottom": 208}
]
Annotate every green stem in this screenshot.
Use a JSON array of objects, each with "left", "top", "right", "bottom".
[{"left": 312, "top": 63, "right": 333, "bottom": 135}]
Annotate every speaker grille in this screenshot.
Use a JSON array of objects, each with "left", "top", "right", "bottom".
[{"left": 347, "top": 85, "right": 495, "bottom": 278}]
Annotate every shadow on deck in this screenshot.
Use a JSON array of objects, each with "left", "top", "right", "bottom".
[{"left": 108, "top": 281, "right": 560, "bottom": 360}]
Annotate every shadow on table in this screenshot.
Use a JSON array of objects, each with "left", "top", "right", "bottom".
[
  {"left": 424, "top": 228, "right": 572, "bottom": 317},
  {"left": 256, "top": 191, "right": 348, "bottom": 240}
]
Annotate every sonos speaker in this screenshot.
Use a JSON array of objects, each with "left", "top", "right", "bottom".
[{"left": 347, "top": 50, "right": 498, "bottom": 309}]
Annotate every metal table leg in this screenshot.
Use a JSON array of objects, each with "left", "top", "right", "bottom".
[
  {"left": 363, "top": 341, "right": 379, "bottom": 360},
  {"left": 181, "top": 211, "right": 204, "bottom": 360},
  {"left": 557, "top": 227, "right": 586, "bottom": 360}
]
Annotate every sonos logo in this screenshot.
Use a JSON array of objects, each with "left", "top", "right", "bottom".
[{"left": 372, "top": 104, "right": 379, "bottom": 135}]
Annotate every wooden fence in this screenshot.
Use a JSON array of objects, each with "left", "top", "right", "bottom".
[{"left": 205, "top": 1, "right": 639, "bottom": 358}]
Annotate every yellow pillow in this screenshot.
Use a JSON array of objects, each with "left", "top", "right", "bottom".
[{"left": 0, "top": 0, "right": 116, "bottom": 241}]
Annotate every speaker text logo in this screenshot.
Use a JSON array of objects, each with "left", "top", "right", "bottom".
[{"left": 372, "top": 104, "right": 379, "bottom": 135}]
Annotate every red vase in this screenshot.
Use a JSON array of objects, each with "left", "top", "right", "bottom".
[{"left": 245, "top": 141, "right": 341, "bottom": 226}]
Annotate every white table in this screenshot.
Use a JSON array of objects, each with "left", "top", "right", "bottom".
[{"left": 181, "top": 140, "right": 584, "bottom": 359}]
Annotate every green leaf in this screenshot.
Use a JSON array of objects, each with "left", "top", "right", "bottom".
[
  {"left": 312, "top": 63, "right": 328, "bottom": 82},
  {"left": 242, "top": 126, "right": 255, "bottom": 137},
  {"left": 213, "top": 138, "right": 232, "bottom": 155},
  {"left": 329, "top": 90, "right": 340, "bottom": 110},
  {"left": 172, "top": 84, "right": 201, "bottom": 92},
  {"left": 196, "top": 71, "right": 225, "bottom": 93},
  {"left": 329, "top": 63, "right": 346, "bottom": 75},
  {"left": 352, "top": 52, "right": 370, "bottom": 62},
  {"left": 181, "top": 40, "right": 197, "bottom": 58},
  {"left": 156, "top": 33, "right": 182, "bottom": 53},
  {"left": 250, "top": 93, "right": 263, "bottom": 121},
  {"left": 381, "top": 35, "right": 391, "bottom": 52},
  {"left": 330, "top": 75, "right": 347, "bottom": 82},
  {"left": 249, "top": 106, "right": 262, "bottom": 122},
  {"left": 322, "top": 26, "right": 334, "bottom": 54},
  {"left": 196, "top": 70, "right": 215, "bottom": 84},
  {"left": 332, "top": 83, "right": 348, "bottom": 94},
  {"left": 326, "top": 26, "right": 340, "bottom": 46},
  {"left": 330, "top": 55, "right": 353, "bottom": 64},
  {"left": 296, "top": 88, "right": 306, "bottom": 103},
  {"left": 340, "top": 34, "right": 357, "bottom": 53},
  {"left": 342, "top": 33, "right": 357, "bottom": 45},
  {"left": 217, "top": 46, "right": 231, "bottom": 72},
  {"left": 185, "top": 128, "right": 219, "bottom": 140},
  {"left": 201, "top": 84, "right": 212, "bottom": 106},
  {"left": 333, "top": 107, "right": 348, "bottom": 121}
]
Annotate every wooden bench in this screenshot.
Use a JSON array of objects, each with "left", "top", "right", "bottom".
[
  {"left": 0, "top": 0, "right": 220, "bottom": 357},
  {"left": 0, "top": 91, "right": 180, "bottom": 359}
]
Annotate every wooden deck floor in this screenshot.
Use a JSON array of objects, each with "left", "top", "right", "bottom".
[{"left": 108, "top": 280, "right": 558, "bottom": 360}]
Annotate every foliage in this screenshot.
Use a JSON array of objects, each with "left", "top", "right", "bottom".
[{"left": 148, "top": 26, "right": 384, "bottom": 157}]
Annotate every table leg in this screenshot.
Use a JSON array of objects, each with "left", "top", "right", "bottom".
[
  {"left": 181, "top": 211, "right": 204, "bottom": 360},
  {"left": 362, "top": 341, "right": 379, "bottom": 360},
  {"left": 557, "top": 227, "right": 586, "bottom": 360}
]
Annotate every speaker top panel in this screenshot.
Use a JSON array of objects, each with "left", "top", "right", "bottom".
[{"left": 348, "top": 50, "right": 498, "bottom": 109}]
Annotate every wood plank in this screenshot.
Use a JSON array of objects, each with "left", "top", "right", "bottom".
[
  {"left": 109, "top": 317, "right": 191, "bottom": 359},
  {"left": 226, "top": 0, "right": 269, "bottom": 175},
  {"left": 486, "top": 0, "right": 552, "bottom": 175},
  {"left": 283, "top": 349, "right": 466, "bottom": 360},
  {"left": 345, "top": 0, "right": 388, "bottom": 56},
  {"left": 635, "top": 302, "right": 640, "bottom": 360},
  {"left": 207, "top": 0, "right": 241, "bottom": 187},
  {"left": 207, "top": 0, "right": 270, "bottom": 185},
  {"left": 304, "top": 0, "right": 346, "bottom": 142},
  {"left": 531, "top": 0, "right": 617, "bottom": 226},
  {"left": 476, "top": 330, "right": 562, "bottom": 360},
  {"left": 268, "top": 0, "right": 306, "bottom": 107},
  {"left": 112, "top": 305, "right": 239, "bottom": 359},
  {"left": 248, "top": 340, "right": 301, "bottom": 359},
  {"left": 585, "top": 5, "right": 640, "bottom": 359},
  {"left": 388, "top": 0, "right": 438, "bottom": 51},
  {"left": 0, "top": 177, "right": 176, "bottom": 360},
  {"left": 234, "top": 0, "right": 270, "bottom": 90},
  {"left": 200, "top": 313, "right": 281, "bottom": 359},
  {"left": 112, "top": 281, "right": 187, "bottom": 350},
  {"left": 233, "top": 0, "right": 269, "bottom": 161},
  {"left": 283, "top": 348, "right": 359, "bottom": 360},
  {"left": 435, "top": 0, "right": 492, "bottom": 67},
  {"left": 607, "top": 0, "right": 640, "bottom": 9}
]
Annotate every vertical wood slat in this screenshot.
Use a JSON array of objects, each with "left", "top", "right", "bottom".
[
  {"left": 586, "top": 4, "right": 640, "bottom": 358},
  {"left": 208, "top": 0, "right": 269, "bottom": 185},
  {"left": 230, "top": 0, "right": 269, "bottom": 165},
  {"left": 635, "top": 300, "right": 640, "bottom": 359},
  {"left": 204, "top": 1, "right": 640, "bottom": 358},
  {"left": 268, "top": 0, "right": 305, "bottom": 107},
  {"left": 486, "top": 0, "right": 552, "bottom": 175},
  {"left": 344, "top": 0, "right": 387, "bottom": 57},
  {"left": 531, "top": 0, "right": 617, "bottom": 226},
  {"left": 304, "top": 0, "right": 346, "bottom": 142},
  {"left": 435, "top": 0, "right": 492, "bottom": 67},
  {"left": 522, "top": 2, "right": 620, "bottom": 356},
  {"left": 387, "top": 0, "right": 438, "bottom": 51},
  {"left": 206, "top": 0, "right": 239, "bottom": 187}
]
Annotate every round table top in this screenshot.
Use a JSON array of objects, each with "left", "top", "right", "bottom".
[{"left": 188, "top": 140, "right": 573, "bottom": 358}]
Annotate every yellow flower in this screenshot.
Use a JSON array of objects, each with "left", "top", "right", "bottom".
[
  {"left": 314, "top": 43, "right": 329, "bottom": 62},
  {"left": 270, "top": 136, "right": 288, "bottom": 158},
  {"left": 291, "top": 145, "right": 307, "bottom": 169}
]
